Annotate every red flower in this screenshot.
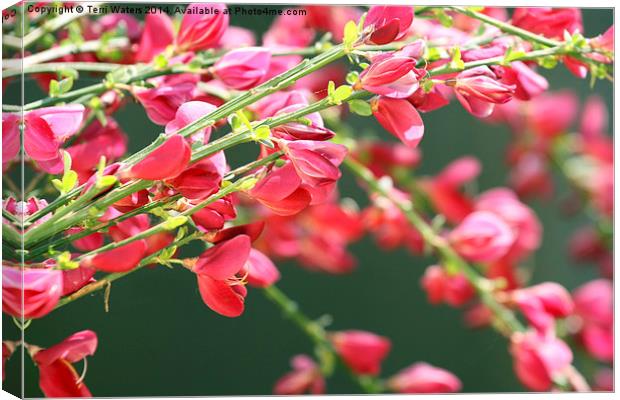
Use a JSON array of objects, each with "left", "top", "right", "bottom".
[
  {"left": 330, "top": 330, "right": 391, "bottom": 376},
  {"left": 249, "top": 162, "right": 312, "bottom": 216},
  {"left": 134, "top": 13, "right": 174, "bottom": 62},
  {"left": 164, "top": 101, "right": 217, "bottom": 143},
  {"left": 213, "top": 47, "right": 271, "bottom": 90},
  {"left": 512, "top": 282, "right": 573, "bottom": 334},
  {"left": 282, "top": 140, "right": 347, "bottom": 187},
  {"left": 126, "top": 134, "right": 191, "bottom": 181},
  {"left": 448, "top": 211, "right": 515, "bottom": 263},
  {"left": 572, "top": 279, "right": 613, "bottom": 362},
  {"left": 388, "top": 362, "right": 462, "bottom": 393},
  {"left": 33, "top": 330, "right": 98, "bottom": 397},
  {"left": 2, "top": 265, "right": 62, "bottom": 319},
  {"left": 421, "top": 265, "right": 475, "bottom": 307},
  {"left": 510, "top": 331, "right": 573, "bottom": 391},
  {"left": 80, "top": 240, "right": 147, "bottom": 273},
  {"left": 371, "top": 96, "right": 424, "bottom": 148},
  {"left": 360, "top": 50, "right": 424, "bottom": 99},
  {"left": 166, "top": 152, "right": 226, "bottom": 201},
  {"left": 273, "top": 355, "right": 325, "bottom": 395},
  {"left": 364, "top": 6, "right": 414, "bottom": 45},
  {"left": 176, "top": 3, "right": 229, "bottom": 52},
  {"left": 243, "top": 249, "right": 280, "bottom": 288},
  {"left": 134, "top": 82, "right": 196, "bottom": 125},
  {"left": 512, "top": 8, "right": 582, "bottom": 39},
  {"left": 454, "top": 66, "right": 515, "bottom": 118},
  {"left": 193, "top": 235, "right": 252, "bottom": 317}
]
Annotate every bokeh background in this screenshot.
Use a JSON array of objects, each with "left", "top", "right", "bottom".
[{"left": 2, "top": 5, "right": 613, "bottom": 396}]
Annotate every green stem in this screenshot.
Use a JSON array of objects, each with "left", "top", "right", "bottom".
[
  {"left": 448, "top": 6, "right": 560, "bottom": 48},
  {"left": 263, "top": 285, "right": 382, "bottom": 393},
  {"left": 53, "top": 231, "right": 202, "bottom": 311},
  {"left": 3, "top": 62, "right": 124, "bottom": 79},
  {"left": 344, "top": 157, "right": 523, "bottom": 332}
]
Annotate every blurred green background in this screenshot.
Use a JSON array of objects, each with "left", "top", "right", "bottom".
[{"left": 3, "top": 6, "right": 613, "bottom": 397}]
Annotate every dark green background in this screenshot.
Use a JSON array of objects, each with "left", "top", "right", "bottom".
[{"left": 3, "top": 6, "right": 613, "bottom": 396}]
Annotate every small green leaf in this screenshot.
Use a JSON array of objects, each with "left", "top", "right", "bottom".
[
  {"left": 343, "top": 20, "right": 359, "bottom": 51},
  {"left": 345, "top": 71, "right": 359, "bottom": 85},
  {"left": 154, "top": 54, "right": 168, "bottom": 69},
  {"left": 258, "top": 138, "right": 275, "bottom": 148},
  {"left": 239, "top": 178, "right": 258, "bottom": 191},
  {"left": 348, "top": 99, "right": 372, "bottom": 116},
  {"left": 57, "top": 251, "right": 79, "bottom": 270},
  {"left": 235, "top": 110, "right": 253, "bottom": 131},
  {"left": 162, "top": 216, "right": 188, "bottom": 230},
  {"left": 334, "top": 85, "right": 352, "bottom": 101},
  {"left": 49, "top": 80, "right": 60, "bottom": 97},
  {"left": 538, "top": 56, "right": 558, "bottom": 69},
  {"left": 96, "top": 175, "right": 117, "bottom": 189},
  {"left": 51, "top": 179, "right": 64, "bottom": 193},
  {"left": 62, "top": 170, "right": 78, "bottom": 193},
  {"left": 254, "top": 125, "right": 271, "bottom": 140},
  {"left": 433, "top": 9, "right": 453, "bottom": 27},
  {"left": 229, "top": 114, "right": 242, "bottom": 132},
  {"left": 503, "top": 47, "right": 527, "bottom": 64},
  {"left": 449, "top": 47, "right": 465, "bottom": 70},
  {"left": 327, "top": 80, "right": 336, "bottom": 97}
]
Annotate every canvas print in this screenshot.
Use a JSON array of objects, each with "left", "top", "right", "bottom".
[{"left": 1, "top": 2, "right": 614, "bottom": 397}]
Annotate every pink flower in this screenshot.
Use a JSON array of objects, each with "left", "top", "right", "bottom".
[
  {"left": 526, "top": 91, "right": 578, "bottom": 138},
  {"left": 263, "top": 11, "right": 315, "bottom": 47},
  {"left": 80, "top": 240, "right": 148, "bottom": 273},
  {"left": 510, "top": 331, "right": 573, "bottom": 391},
  {"left": 272, "top": 104, "right": 335, "bottom": 141},
  {"left": 33, "top": 330, "right": 98, "bottom": 397},
  {"left": 512, "top": 8, "right": 582, "bottom": 39},
  {"left": 448, "top": 211, "right": 515, "bottom": 263},
  {"left": 166, "top": 152, "right": 226, "bottom": 201},
  {"left": 191, "top": 197, "right": 237, "bottom": 231},
  {"left": 475, "top": 188, "right": 542, "bottom": 263},
  {"left": 220, "top": 26, "right": 256, "bottom": 49},
  {"left": 281, "top": 140, "right": 347, "bottom": 187},
  {"left": 573, "top": 279, "right": 613, "bottom": 362},
  {"left": 330, "top": 330, "right": 391, "bottom": 376},
  {"left": 371, "top": 97, "right": 424, "bottom": 148},
  {"left": 2, "top": 265, "right": 62, "bottom": 319},
  {"left": 360, "top": 52, "right": 424, "bottom": 99},
  {"left": 4, "top": 197, "right": 51, "bottom": 229},
  {"left": 165, "top": 101, "right": 217, "bottom": 143},
  {"left": 4, "top": 105, "right": 85, "bottom": 173},
  {"left": 590, "top": 25, "right": 614, "bottom": 55},
  {"left": 305, "top": 6, "right": 363, "bottom": 42},
  {"left": 273, "top": 355, "right": 325, "bottom": 395},
  {"left": 135, "top": 82, "right": 196, "bottom": 125},
  {"left": 134, "top": 13, "right": 174, "bottom": 62},
  {"left": 243, "top": 249, "right": 280, "bottom": 288},
  {"left": 176, "top": 3, "right": 228, "bottom": 52},
  {"left": 213, "top": 47, "right": 271, "bottom": 90},
  {"left": 388, "top": 362, "right": 462, "bottom": 393},
  {"left": 66, "top": 117, "right": 128, "bottom": 179},
  {"left": 512, "top": 283, "right": 573, "bottom": 334},
  {"left": 493, "top": 61, "right": 548, "bottom": 101},
  {"left": 249, "top": 161, "right": 312, "bottom": 216},
  {"left": 453, "top": 66, "right": 515, "bottom": 118},
  {"left": 420, "top": 157, "right": 479, "bottom": 223},
  {"left": 364, "top": 6, "right": 414, "bottom": 45},
  {"left": 421, "top": 265, "right": 475, "bottom": 307},
  {"left": 126, "top": 134, "right": 192, "bottom": 181},
  {"left": 193, "top": 235, "right": 251, "bottom": 317}
]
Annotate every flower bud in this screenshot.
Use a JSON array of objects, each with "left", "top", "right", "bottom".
[
  {"left": 330, "top": 330, "right": 391, "bottom": 376},
  {"left": 453, "top": 66, "right": 514, "bottom": 118},
  {"left": 388, "top": 362, "right": 462, "bottom": 393},
  {"left": 213, "top": 47, "right": 271, "bottom": 90},
  {"left": 448, "top": 211, "right": 515, "bottom": 263}
]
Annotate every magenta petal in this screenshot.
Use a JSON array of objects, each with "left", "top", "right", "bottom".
[
  {"left": 165, "top": 101, "right": 216, "bottom": 141},
  {"left": 27, "top": 104, "right": 85, "bottom": 141},
  {"left": 135, "top": 13, "right": 175, "bottom": 62},
  {"left": 129, "top": 134, "right": 191, "bottom": 180},
  {"left": 373, "top": 97, "right": 424, "bottom": 147},
  {"left": 196, "top": 274, "right": 245, "bottom": 317},
  {"left": 245, "top": 249, "right": 280, "bottom": 287},
  {"left": 34, "top": 330, "right": 98, "bottom": 366},
  {"left": 194, "top": 235, "right": 251, "bottom": 279}
]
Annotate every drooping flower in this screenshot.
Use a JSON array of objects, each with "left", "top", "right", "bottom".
[
  {"left": 448, "top": 211, "right": 515, "bottom": 263},
  {"left": 166, "top": 152, "right": 226, "bottom": 201},
  {"left": 134, "top": 13, "right": 175, "bottom": 62},
  {"left": 248, "top": 161, "right": 312, "bottom": 216},
  {"left": 512, "top": 8, "right": 582, "bottom": 39},
  {"left": 330, "top": 330, "right": 391, "bottom": 376},
  {"left": 134, "top": 82, "right": 196, "bottom": 125},
  {"left": 176, "top": 3, "right": 229, "bottom": 52},
  {"left": 243, "top": 249, "right": 280, "bottom": 288},
  {"left": 364, "top": 6, "right": 414, "bottom": 45},
  {"left": 3, "top": 105, "right": 85, "bottom": 173},
  {"left": 2, "top": 265, "right": 62, "bottom": 319},
  {"left": 388, "top": 362, "right": 462, "bottom": 393},
  {"left": 453, "top": 66, "right": 515, "bottom": 118},
  {"left": 421, "top": 265, "right": 475, "bottom": 307},
  {"left": 79, "top": 240, "right": 148, "bottom": 273},
  {"left": 371, "top": 96, "right": 424, "bottom": 148},
  {"left": 512, "top": 282, "right": 573, "bottom": 334},
  {"left": 213, "top": 47, "right": 271, "bottom": 90},
  {"left": 572, "top": 279, "right": 613, "bottom": 362},
  {"left": 360, "top": 51, "right": 424, "bottom": 99},
  {"left": 164, "top": 101, "right": 217, "bottom": 143},
  {"left": 126, "top": 134, "right": 192, "bottom": 181},
  {"left": 493, "top": 61, "right": 548, "bottom": 101},
  {"left": 273, "top": 355, "right": 325, "bottom": 395},
  {"left": 281, "top": 140, "right": 348, "bottom": 187},
  {"left": 33, "top": 330, "right": 98, "bottom": 397},
  {"left": 510, "top": 331, "right": 573, "bottom": 391},
  {"left": 192, "top": 235, "right": 252, "bottom": 317}
]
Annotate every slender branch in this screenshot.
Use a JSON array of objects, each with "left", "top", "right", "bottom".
[
  {"left": 3, "top": 62, "right": 124, "bottom": 78},
  {"left": 2, "top": 37, "right": 130, "bottom": 70},
  {"left": 263, "top": 285, "right": 383, "bottom": 393},
  {"left": 448, "top": 6, "right": 560, "bottom": 48},
  {"left": 343, "top": 157, "right": 591, "bottom": 391}
]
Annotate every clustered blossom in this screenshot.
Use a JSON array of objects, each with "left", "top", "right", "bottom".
[{"left": 1, "top": 3, "right": 613, "bottom": 397}]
